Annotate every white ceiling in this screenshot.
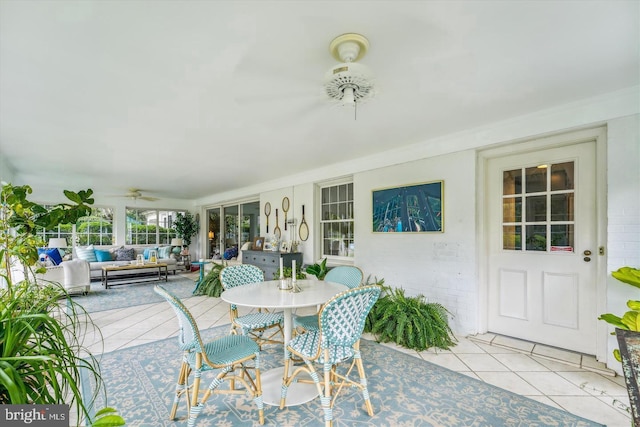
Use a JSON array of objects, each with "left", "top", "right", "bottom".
[{"left": 1, "top": 1, "right": 638, "bottom": 201}]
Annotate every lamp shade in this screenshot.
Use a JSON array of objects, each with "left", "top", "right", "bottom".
[
  {"left": 208, "top": 230, "right": 214, "bottom": 240},
  {"left": 48, "top": 238, "right": 67, "bottom": 248},
  {"left": 171, "top": 238, "right": 184, "bottom": 246}
]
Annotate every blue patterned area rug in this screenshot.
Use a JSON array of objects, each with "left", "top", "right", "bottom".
[
  {"left": 82, "top": 326, "right": 603, "bottom": 427},
  {"left": 70, "top": 276, "right": 195, "bottom": 313}
]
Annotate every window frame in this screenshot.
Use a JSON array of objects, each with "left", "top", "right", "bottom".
[
  {"left": 36, "top": 205, "right": 113, "bottom": 247},
  {"left": 125, "top": 208, "right": 184, "bottom": 245},
  {"left": 318, "top": 179, "right": 355, "bottom": 263}
]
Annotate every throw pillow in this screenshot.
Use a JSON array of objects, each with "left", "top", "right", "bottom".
[
  {"left": 94, "top": 249, "right": 112, "bottom": 262},
  {"left": 114, "top": 247, "right": 135, "bottom": 261},
  {"left": 75, "top": 245, "right": 97, "bottom": 262},
  {"left": 37, "top": 247, "right": 64, "bottom": 265},
  {"left": 222, "top": 246, "right": 238, "bottom": 260},
  {"left": 158, "top": 246, "right": 171, "bottom": 259},
  {"left": 143, "top": 247, "right": 159, "bottom": 260}
]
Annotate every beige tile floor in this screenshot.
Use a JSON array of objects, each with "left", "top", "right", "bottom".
[{"left": 82, "top": 282, "right": 632, "bottom": 427}]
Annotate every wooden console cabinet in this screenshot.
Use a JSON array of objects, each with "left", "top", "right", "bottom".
[{"left": 242, "top": 250, "right": 303, "bottom": 280}]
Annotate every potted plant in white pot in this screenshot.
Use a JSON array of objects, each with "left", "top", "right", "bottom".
[{"left": 172, "top": 211, "right": 199, "bottom": 247}]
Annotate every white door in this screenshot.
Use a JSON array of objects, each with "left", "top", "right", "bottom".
[{"left": 487, "top": 140, "right": 597, "bottom": 354}]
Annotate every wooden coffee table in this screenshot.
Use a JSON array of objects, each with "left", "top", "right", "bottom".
[{"left": 101, "top": 263, "right": 168, "bottom": 289}]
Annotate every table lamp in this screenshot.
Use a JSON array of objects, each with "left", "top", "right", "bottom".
[
  {"left": 171, "top": 238, "right": 183, "bottom": 255},
  {"left": 48, "top": 238, "right": 67, "bottom": 248}
]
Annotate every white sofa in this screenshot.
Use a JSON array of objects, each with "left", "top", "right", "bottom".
[
  {"left": 73, "top": 245, "right": 180, "bottom": 280},
  {"left": 35, "top": 259, "right": 91, "bottom": 294}
]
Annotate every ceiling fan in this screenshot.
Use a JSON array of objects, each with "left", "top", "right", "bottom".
[
  {"left": 116, "top": 188, "right": 160, "bottom": 202},
  {"left": 233, "top": 32, "right": 375, "bottom": 119},
  {"left": 324, "top": 33, "right": 375, "bottom": 107}
]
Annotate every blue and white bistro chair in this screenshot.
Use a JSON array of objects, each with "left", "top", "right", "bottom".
[
  {"left": 293, "top": 265, "right": 364, "bottom": 333},
  {"left": 220, "top": 264, "right": 284, "bottom": 348},
  {"left": 154, "top": 285, "right": 264, "bottom": 426},
  {"left": 280, "top": 284, "right": 381, "bottom": 427}
]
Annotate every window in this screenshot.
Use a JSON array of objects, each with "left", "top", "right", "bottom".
[
  {"left": 76, "top": 207, "right": 113, "bottom": 245},
  {"left": 36, "top": 206, "right": 112, "bottom": 246},
  {"left": 126, "top": 208, "right": 183, "bottom": 245},
  {"left": 320, "top": 181, "right": 354, "bottom": 259},
  {"left": 502, "top": 162, "right": 575, "bottom": 252},
  {"left": 36, "top": 217, "right": 73, "bottom": 246}
]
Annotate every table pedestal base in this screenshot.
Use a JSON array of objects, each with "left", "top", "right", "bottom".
[{"left": 260, "top": 367, "right": 318, "bottom": 407}]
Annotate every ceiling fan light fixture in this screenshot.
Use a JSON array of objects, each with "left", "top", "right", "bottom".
[
  {"left": 342, "top": 86, "right": 355, "bottom": 106},
  {"left": 329, "top": 33, "right": 369, "bottom": 63},
  {"left": 324, "top": 34, "right": 375, "bottom": 107}
]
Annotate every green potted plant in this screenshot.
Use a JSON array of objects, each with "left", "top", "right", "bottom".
[
  {"left": 598, "top": 266, "right": 640, "bottom": 361},
  {"left": 305, "top": 258, "right": 328, "bottom": 280},
  {"left": 364, "top": 277, "right": 457, "bottom": 351},
  {"left": 172, "top": 211, "right": 199, "bottom": 246},
  {"left": 193, "top": 262, "right": 226, "bottom": 297},
  {"left": 274, "top": 266, "right": 307, "bottom": 280},
  {"left": 0, "top": 183, "right": 124, "bottom": 426}
]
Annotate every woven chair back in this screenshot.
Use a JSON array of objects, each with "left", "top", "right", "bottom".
[
  {"left": 220, "top": 264, "right": 265, "bottom": 290},
  {"left": 154, "top": 285, "right": 204, "bottom": 353},
  {"left": 324, "top": 265, "right": 363, "bottom": 289},
  {"left": 319, "top": 285, "right": 381, "bottom": 347}
]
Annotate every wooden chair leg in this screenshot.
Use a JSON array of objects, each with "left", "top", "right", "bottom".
[
  {"left": 254, "top": 362, "right": 265, "bottom": 425},
  {"left": 170, "top": 361, "right": 190, "bottom": 420},
  {"left": 323, "top": 350, "right": 333, "bottom": 427},
  {"left": 279, "top": 352, "right": 293, "bottom": 409},
  {"left": 355, "top": 354, "right": 374, "bottom": 416}
]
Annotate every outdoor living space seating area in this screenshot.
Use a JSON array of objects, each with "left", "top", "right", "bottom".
[{"left": 77, "top": 272, "right": 632, "bottom": 427}]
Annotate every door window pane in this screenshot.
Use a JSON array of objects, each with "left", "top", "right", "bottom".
[
  {"left": 551, "top": 162, "right": 574, "bottom": 191},
  {"left": 502, "top": 161, "right": 575, "bottom": 253},
  {"left": 525, "top": 196, "right": 546, "bottom": 222},
  {"left": 550, "top": 194, "right": 574, "bottom": 222},
  {"left": 208, "top": 208, "right": 220, "bottom": 258},
  {"left": 503, "top": 225, "right": 521, "bottom": 250},
  {"left": 224, "top": 205, "right": 239, "bottom": 251},
  {"left": 503, "top": 197, "right": 521, "bottom": 223},
  {"left": 550, "top": 224, "right": 574, "bottom": 248},
  {"left": 503, "top": 169, "right": 522, "bottom": 195},
  {"left": 525, "top": 166, "right": 547, "bottom": 193},
  {"left": 240, "top": 201, "right": 260, "bottom": 248},
  {"left": 526, "top": 225, "right": 546, "bottom": 251}
]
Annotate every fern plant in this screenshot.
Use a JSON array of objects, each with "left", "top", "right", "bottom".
[
  {"left": 193, "top": 262, "right": 226, "bottom": 297},
  {"left": 364, "top": 281, "right": 457, "bottom": 351}
]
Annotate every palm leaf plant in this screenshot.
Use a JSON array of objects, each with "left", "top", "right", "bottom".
[
  {"left": 0, "top": 183, "right": 124, "bottom": 426},
  {"left": 364, "top": 277, "right": 457, "bottom": 351}
]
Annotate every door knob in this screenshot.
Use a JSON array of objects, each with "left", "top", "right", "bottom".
[
  {"left": 583, "top": 257, "right": 591, "bottom": 262},
  {"left": 583, "top": 250, "right": 592, "bottom": 256}
]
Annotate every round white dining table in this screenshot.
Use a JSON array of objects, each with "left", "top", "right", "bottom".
[{"left": 221, "top": 278, "right": 347, "bottom": 406}]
